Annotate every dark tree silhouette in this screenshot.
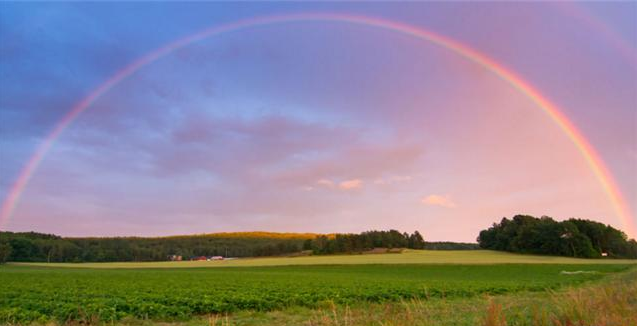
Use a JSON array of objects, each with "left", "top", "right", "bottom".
[{"left": 477, "top": 215, "right": 637, "bottom": 259}]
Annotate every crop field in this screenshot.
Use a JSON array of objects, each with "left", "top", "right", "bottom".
[
  {"left": 13, "top": 249, "right": 637, "bottom": 269},
  {"left": 0, "top": 259, "right": 634, "bottom": 324}
]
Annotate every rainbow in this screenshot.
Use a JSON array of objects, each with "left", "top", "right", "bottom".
[
  {"left": 1, "top": 13, "right": 634, "bottom": 237},
  {"left": 553, "top": 2, "right": 637, "bottom": 70}
]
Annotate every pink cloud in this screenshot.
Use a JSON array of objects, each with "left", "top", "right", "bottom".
[
  {"left": 317, "top": 179, "right": 335, "bottom": 187},
  {"left": 422, "top": 194, "right": 456, "bottom": 208},
  {"left": 339, "top": 179, "right": 362, "bottom": 190},
  {"left": 374, "top": 175, "right": 413, "bottom": 185}
]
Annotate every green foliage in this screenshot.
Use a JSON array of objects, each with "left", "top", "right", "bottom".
[
  {"left": 409, "top": 231, "right": 426, "bottom": 249},
  {"left": 0, "top": 231, "right": 310, "bottom": 263},
  {"left": 423, "top": 242, "right": 480, "bottom": 250},
  {"left": 0, "top": 230, "right": 430, "bottom": 262},
  {"left": 308, "top": 230, "right": 425, "bottom": 254},
  {"left": 477, "top": 215, "right": 637, "bottom": 258},
  {"left": 0, "top": 241, "right": 11, "bottom": 264},
  {"left": 0, "top": 264, "right": 629, "bottom": 324}
]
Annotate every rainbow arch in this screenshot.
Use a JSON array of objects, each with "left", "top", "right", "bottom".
[
  {"left": 553, "top": 2, "right": 637, "bottom": 71},
  {"left": 1, "top": 12, "right": 634, "bottom": 237}
]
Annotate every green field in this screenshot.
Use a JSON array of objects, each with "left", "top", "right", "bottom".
[
  {"left": 12, "top": 249, "right": 637, "bottom": 269},
  {"left": 1, "top": 250, "right": 635, "bottom": 325}
]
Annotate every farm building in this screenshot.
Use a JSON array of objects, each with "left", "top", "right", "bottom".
[
  {"left": 168, "top": 255, "right": 182, "bottom": 261},
  {"left": 190, "top": 256, "right": 224, "bottom": 261}
]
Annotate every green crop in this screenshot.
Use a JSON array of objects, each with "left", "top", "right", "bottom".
[{"left": 0, "top": 263, "right": 631, "bottom": 324}]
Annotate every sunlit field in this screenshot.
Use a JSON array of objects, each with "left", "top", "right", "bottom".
[{"left": 12, "top": 250, "right": 637, "bottom": 269}]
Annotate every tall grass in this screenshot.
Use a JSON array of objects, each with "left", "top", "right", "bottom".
[
  {"left": 547, "top": 270, "right": 636, "bottom": 326},
  {"left": 301, "top": 269, "right": 636, "bottom": 326}
]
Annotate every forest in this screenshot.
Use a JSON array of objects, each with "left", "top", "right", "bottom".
[
  {"left": 477, "top": 215, "right": 637, "bottom": 258},
  {"left": 3, "top": 215, "right": 636, "bottom": 263},
  {"left": 0, "top": 232, "right": 309, "bottom": 263},
  {"left": 305, "top": 230, "right": 426, "bottom": 254},
  {"left": 0, "top": 230, "right": 434, "bottom": 263}
]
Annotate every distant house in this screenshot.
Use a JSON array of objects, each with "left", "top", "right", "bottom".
[
  {"left": 601, "top": 252, "right": 608, "bottom": 257},
  {"left": 168, "top": 255, "right": 182, "bottom": 261},
  {"left": 205, "top": 256, "right": 224, "bottom": 261}
]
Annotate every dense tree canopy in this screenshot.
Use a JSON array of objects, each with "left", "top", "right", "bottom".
[
  {"left": 306, "top": 230, "right": 426, "bottom": 254},
  {"left": 8, "top": 215, "right": 630, "bottom": 264},
  {"left": 423, "top": 242, "right": 480, "bottom": 250},
  {"left": 0, "top": 232, "right": 310, "bottom": 263},
  {"left": 0, "top": 239, "right": 11, "bottom": 263},
  {"left": 477, "top": 215, "right": 637, "bottom": 259},
  {"left": 0, "top": 230, "right": 433, "bottom": 263}
]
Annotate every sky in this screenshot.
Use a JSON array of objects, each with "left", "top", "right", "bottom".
[{"left": 0, "top": 2, "right": 635, "bottom": 242}]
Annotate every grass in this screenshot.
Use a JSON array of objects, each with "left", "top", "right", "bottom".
[
  {"left": 12, "top": 249, "right": 637, "bottom": 269},
  {"left": 0, "top": 262, "right": 633, "bottom": 324},
  {"left": 302, "top": 267, "right": 637, "bottom": 326}
]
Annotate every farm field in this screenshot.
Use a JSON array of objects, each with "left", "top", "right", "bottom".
[
  {"left": 1, "top": 254, "right": 635, "bottom": 325},
  {"left": 188, "top": 268, "right": 637, "bottom": 326},
  {"left": 12, "top": 249, "right": 637, "bottom": 269}
]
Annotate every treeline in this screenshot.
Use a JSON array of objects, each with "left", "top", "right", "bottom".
[
  {"left": 0, "top": 232, "right": 310, "bottom": 263},
  {"left": 304, "top": 230, "right": 425, "bottom": 254},
  {"left": 478, "top": 215, "right": 637, "bottom": 259},
  {"left": 0, "top": 230, "right": 431, "bottom": 263},
  {"left": 424, "top": 242, "right": 480, "bottom": 250}
]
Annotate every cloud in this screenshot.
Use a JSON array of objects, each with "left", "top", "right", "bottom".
[
  {"left": 317, "top": 179, "right": 335, "bottom": 187},
  {"left": 316, "top": 178, "right": 362, "bottom": 190},
  {"left": 339, "top": 179, "right": 362, "bottom": 190},
  {"left": 421, "top": 194, "right": 456, "bottom": 208},
  {"left": 374, "top": 175, "right": 413, "bottom": 185}
]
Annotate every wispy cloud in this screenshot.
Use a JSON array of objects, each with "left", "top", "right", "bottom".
[
  {"left": 317, "top": 179, "right": 335, "bottom": 187},
  {"left": 316, "top": 178, "right": 362, "bottom": 190},
  {"left": 373, "top": 175, "right": 413, "bottom": 185},
  {"left": 421, "top": 194, "right": 456, "bottom": 208}
]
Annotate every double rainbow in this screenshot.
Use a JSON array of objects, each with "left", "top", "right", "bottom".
[{"left": 1, "top": 13, "right": 634, "bottom": 236}]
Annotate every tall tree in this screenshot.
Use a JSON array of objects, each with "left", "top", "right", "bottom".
[{"left": 0, "top": 241, "right": 11, "bottom": 264}]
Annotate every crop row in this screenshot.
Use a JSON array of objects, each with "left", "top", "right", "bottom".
[{"left": 0, "top": 264, "right": 630, "bottom": 323}]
